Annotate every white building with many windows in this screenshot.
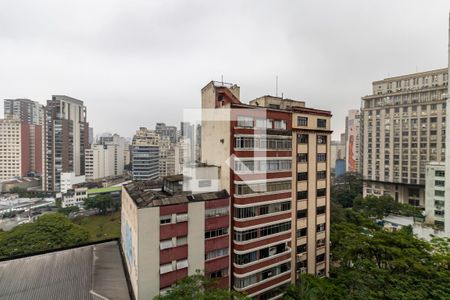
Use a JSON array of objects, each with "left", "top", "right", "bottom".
[{"left": 424, "top": 162, "right": 448, "bottom": 235}]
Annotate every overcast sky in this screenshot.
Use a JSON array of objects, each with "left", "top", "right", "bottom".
[{"left": 0, "top": 1, "right": 449, "bottom": 139}]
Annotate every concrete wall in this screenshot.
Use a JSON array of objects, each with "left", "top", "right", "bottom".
[{"left": 188, "top": 201, "right": 205, "bottom": 274}]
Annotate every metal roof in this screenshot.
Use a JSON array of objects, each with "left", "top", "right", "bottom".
[{"left": 0, "top": 241, "right": 131, "bottom": 300}]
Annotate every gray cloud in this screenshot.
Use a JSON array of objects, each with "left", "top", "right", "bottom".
[{"left": 0, "top": 0, "right": 449, "bottom": 138}]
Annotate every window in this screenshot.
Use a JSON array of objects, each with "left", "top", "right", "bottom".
[
  {"left": 235, "top": 180, "right": 291, "bottom": 195},
  {"left": 296, "top": 228, "right": 307, "bottom": 238},
  {"left": 316, "top": 254, "right": 325, "bottom": 263},
  {"left": 297, "top": 191, "right": 308, "bottom": 200},
  {"left": 316, "top": 223, "right": 326, "bottom": 232},
  {"left": 317, "top": 171, "right": 326, "bottom": 180},
  {"left": 205, "top": 206, "right": 229, "bottom": 218},
  {"left": 260, "top": 222, "right": 291, "bottom": 237},
  {"left": 235, "top": 207, "right": 256, "bottom": 218},
  {"left": 316, "top": 206, "right": 326, "bottom": 215},
  {"left": 297, "top": 209, "right": 307, "bottom": 219},
  {"left": 255, "top": 119, "right": 267, "bottom": 129},
  {"left": 176, "top": 259, "right": 188, "bottom": 270},
  {"left": 235, "top": 251, "right": 257, "bottom": 265},
  {"left": 297, "top": 172, "right": 308, "bottom": 181},
  {"left": 435, "top": 180, "right": 445, "bottom": 187},
  {"left": 205, "top": 227, "right": 228, "bottom": 239},
  {"left": 297, "top": 244, "right": 307, "bottom": 254},
  {"left": 237, "top": 116, "right": 253, "bottom": 128},
  {"left": 210, "top": 268, "right": 228, "bottom": 278},
  {"left": 160, "top": 239, "right": 173, "bottom": 250},
  {"left": 435, "top": 190, "right": 445, "bottom": 197},
  {"left": 298, "top": 153, "right": 308, "bottom": 163},
  {"left": 317, "top": 153, "right": 327, "bottom": 162},
  {"left": 317, "top": 188, "right": 326, "bottom": 197},
  {"left": 435, "top": 170, "right": 445, "bottom": 177},
  {"left": 176, "top": 213, "right": 188, "bottom": 223},
  {"left": 160, "top": 215, "right": 171, "bottom": 224},
  {"left": 234, "top": 201, "right": 291, "bottom": 219},
  {"left": 317, "top": 238, "right": 325, "bottom": 248},
  {"left": 176, "top": 236, "right": 187, "bottom": 246},
  {"left": 160, "top": 263, "right": 173, "bottom": 274},
  {"left": 317, "top": 119, "right": 327, "bottom": 128},
  {"left": 274, "top": 120, "right": 287, "bottom": 130},
  {"left": 205, "top": 247, "right": 229, "bottom": 260},
  {"left": 298, "top": 116, "right": 308, "bottom": 126},
  {"left": 298, "top": 134, "right": 308, "bottom": 144},
  {"left": 317, "top": 135, "right": 327, "bottom": 144}
]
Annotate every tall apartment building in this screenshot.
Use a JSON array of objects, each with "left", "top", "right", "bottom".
[
  {"left": 44, "top": 95, "right": 89, "bottom": 192},
  {"left": 85, "top": 144, "right": 116, "bottom": 180},
  {"left": 362, "top": 69, "right": 448, "bottom": 206},
  {"left": 4, "top": 98, "right": 44, "bottom": 125},
  {"left": 131, "top": 127, "right": 160, "bottom": 181},
  {"left": 159, "top": 137, "right": 175, "bottom": 177},
  {"left": 424, "top": 162, "right": 448, "bottom": 234},
  {"left": 330, "top": 139, "right": 345, "bottom": 176},
  {"left": 344, "top": 109, "right": 361, "bottom": 173},
  {"left": 201, "top": 81, "right": 331, "bottom": 299},
  {"left": 121, "top": 175, "right": 230, "bottom": 299},
  {"left": 156, "top": 123, "right": 178, "bottom": 144}
]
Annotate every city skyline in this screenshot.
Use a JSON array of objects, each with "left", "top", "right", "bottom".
[{"left": 1, "top": 1, "right": 449, "bottom": 139}]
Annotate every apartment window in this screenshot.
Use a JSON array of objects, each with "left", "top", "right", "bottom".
[
  {"left": 317, "top": 153, "right": 327, "bottom": 162},
  {"left": 160, "top": 215, "right": 171, "bottom": 224},
  {"left": 159, "top": 263, "right": 174, "bottom": 274},
  {"left": 234, "top": 251, "right": 257, "bottom": 265},
  {"left": 317, "top": 119, "right": 327, "bottom": 128},
  {"left": 435, "top": 190, "right": 445, "bottom": 197},
  {"left": 205, "top": 227, "right": 228, "bottom": 239},
  {"left": 316, "top": 223, "right": 326, "bottom": 233},
  {"left": 435, "top": 180, "right": 445, "bottom": 187},
  {"left": 317, "top": 171, "right": 326, "bottom": 180},
  {"left": 296, "top": 228, "right": 307, "bottom": 238},
  {"left": 234, "top": 207, "right": 256, "bottom": 218},
  {"left": 298, "top": 153, "right": 308, "bottom": 163},
  {"left": 317, "top": 188, "right": 326, "bottom": 197},
  {"left": 298, "top": 134, "right": 308, "bottom": 144},
  {"left": 297, "top": 191, "right": 308, "bottom": 200},
  {"left": 160, "top": 239, "right": 173, "bottom": 250},
  {"left": 297, "top": 244, "right": 307, "bottom": 254},
  {"left": 297, "top": 209, "right": 307, "bottom": 219},
  {"left": 210, "top": 268, "right": 229, "bottom": 279},
  {"left": 298, "top": 116, "right": 308, "bottom": 126},
  {"left": 274, "top": 120, "right": 287, "bottom": 130},
  {"left": 176, "top": 236, "right": 187, "bottom": 246},
  {"left": 205, "top": 247, "right": 229, "bottom": 260},
  {"left": 260, "top": 222, "right": 291, "bottom": 237},
  {"left": 237, "top": 116, "right": 253, "bottom": 128},
  {"left": 235, "top": 180, "right": 291, "bottom": 195},
  {"left": 176, "top": 259, "right": 188, "bottom": 270},
  {"left": 234, "top": 229, "right": 257, "bottom": 242},
  {"left": 316, "top": 254, "right": 325, "bottom": 263},
  {"left": 435, "top": 170, "right": 445, "bottom": 177},
  {"left": 176, "top": 213, "right": 188, "bottom": 223},
  {"left": 317, "top": 135, "right": 327, "bottom": 144},
  {"left": 297, "top": 172, "right": 308, "bottom": 181},
  {"left": 317, "top": 238, "right": 325, "bottom": 248},
  {"left": 316, "top": 206, "right": 326, "bottom": 215},
  {"left": 205, "top": 206, "right": 229, "bottom": 218}
]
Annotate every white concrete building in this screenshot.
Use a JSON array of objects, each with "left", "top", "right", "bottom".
[
  {"left": 60, "top": 172, "right": 85, "bottom": 194},
  {"left": 424, "top": 162, "right": 447, "bottom": 234},
  {"left": 62, "top": 187, "right": 88, "bottom": 208}
]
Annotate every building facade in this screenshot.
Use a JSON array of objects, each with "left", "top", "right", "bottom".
[
  {"left": 344, "top": 109, "right": 361, "bottom": 173},
  {"left": 361, "top": 69, "right": 448, "bottom": 206},
  {"left": 155, "top": 122, "right": 178, "bottom": 144},
  {"left": 43, "top": 95, "right": 89, "bottom": 192},
  {"left": 424, "top": 162, "right": 448, "bottom": 235},
  {"left": 330, "top": 139, "right": 345, "bottom": 176},
  {"left": 0, "top": 119, "right": 43, "bottom": 180},
  {"left": 85, "top": 136, "right": 126, "bottom": 181},
  {"left": 131, "top": 128, "right": 160, "bottom": 181},
  {"left": 201, "top": 81, "right": 331, "bottom": 299},
  {"left": 4, "top": 98, "right": 44, "bottom": 125},
  {"left": 121, "top": 176, "right": 230, "bottom": 299}
]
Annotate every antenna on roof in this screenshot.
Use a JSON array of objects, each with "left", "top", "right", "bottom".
[
  {"left": 276, "top": 75, "right": 278, "bottom": 97},
  {"left": 221, "top": 74, "right": 224, "bottom": 86}
]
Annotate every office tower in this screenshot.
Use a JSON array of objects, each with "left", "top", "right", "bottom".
[
  {"left": 344, "top": 109, "right": 361, "bottom": 173},
  {"left": 121, "top": 175, "right": 230, "bottom": 299},
  {"left": 131, "top": 127, "right": 160, "bottom": 180},
  {"left": 43, "top": 95, "right": 89, "bottom": 192},
  {"left": 98, "top": 133, "right": 127, "bottom": 176},
  {"left": 155, "top": 122, "right": 178, "bottom": 144},
  {"left": 330, "top": 139, "right": 345, "bottom": 176},
  {"left": 361, "top": 69, "right": 448, "bottom": 206},
  {"left": 201, "top": 81, "right": 331, "bottom": 299}
]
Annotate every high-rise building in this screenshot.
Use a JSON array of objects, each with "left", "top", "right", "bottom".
[
  {"left": 361, "top": 69, "right": 448, "bottom": 206},
  {"left": 330, "top": 139, "right": 345, "bottom": 176},
  {"left": 43, "top": 95, "right": 89, "bottom": 192},
  {"left": 424, "top": 162, "right": 448, "bottom": 234},
  {"left": 344, "top": 109, "right": 361, "bottom": 173},
  {"left": 131, "top": 127, "right": 160, "bottom": 181},
  {"left": 155, "top": 123, "right": 178, "bottom": 144},
  {"left": 98, "top": 133, "right": 127, "bottom": 177},
  {"left": 159, "top": 137, "right": 175, "bottom": 177},
  {"left": 200, "top": 81, "right": 331, "bottom": 299},
  {"left": 0, "top": 119, "right": 43, "bottom": 180},
  {"left": 85, "top": 144, "right": 117, "bottom": 180},
  {"left": 4, "top": 98, "right": 44, "bottom": 125}
]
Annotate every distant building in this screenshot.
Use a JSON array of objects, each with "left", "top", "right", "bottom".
[
  {"left": 362, "top": 69, "right": 448, "bottom": 206},
  {"left": 43, "top": 95, "right": 89, "bottom": 192},
  {"left": 344, "top": 109, "right": 361, "bottom": 173},
  {"left": 61, "top": 186, "right": 88, "bottom": 208},
  {"left": 425, "top": 162, "right": 448, "bottom": 234},
  {"left": 121, "top": 175, "right": 230, "bottom": 299},
  {"left": 335, "top": 159, "right": 346, "bottom": 177},
  {"left": 86, "top": 134, "right": 126, "bottom": 180},
  {"left": 155, "top": 122, "right": 177, "bottom": 144},
  {"left": 4, "top": 98, "right": 44, "bottom": 125},
  {"left": 131, "top": 128, "right": 160, "bottom": 181},
  {"left": 0, "top": 119, "right": 43, "bottom": 180},
  {"left": 60, "top": 172, "right": 85, "bottom": 194},
  {"left": 330, "top": 139, "right": 345, "bottom": 175}
]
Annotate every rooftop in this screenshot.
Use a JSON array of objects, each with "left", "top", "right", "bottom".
[
  {"left": 124, "top": 179, "right": 229, "bottom": 209},
  {"left": 0, "top": 240, "right": 131, "bottom": 300}
]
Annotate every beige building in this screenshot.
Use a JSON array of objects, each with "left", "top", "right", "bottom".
[
  {"left": 362, "top": 68, "right": 448, "bottom": 206},
  {"left": 0, "top": 120, "right": 23, "bottom": 180},
  {"left": 85, "top": 144, "right": 116, "bottom": 180},
  {"left": 345, "top": 109, "right": 361, "bottom": 173}
]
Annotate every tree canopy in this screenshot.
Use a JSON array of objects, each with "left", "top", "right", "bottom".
[
  {"left": 331, "top": 172, "right": 363, "bottom": 208},
  {"left": 0, "top": 213, "right": 89, "bottom": 258},
  {"left": 84, "top": 194, "right": 119, "bottom": 215}
]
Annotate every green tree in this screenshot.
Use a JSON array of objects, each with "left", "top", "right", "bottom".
[
  {"left": 332, "top": 172, "right": 362, "bottom": 208},
  {"left": 57, "top": 205, "right": 80, "bottom": 216},
  {"left": 84, "top": 194, "right": 116, "bottom": 215},
  {"left": 0, "top": 213, "right": 89, "bottom": 258},
  {"left": 154, "top": 271, "right": 249, "bottom": 300}
]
